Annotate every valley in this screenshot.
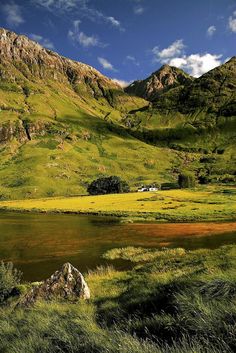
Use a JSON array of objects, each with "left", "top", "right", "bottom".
[
  {"left": 0, "top": 28, "right": 235, "bottom": 200},
  {"left": 0, "top": 24, "right": 235, "bottom": 353}
]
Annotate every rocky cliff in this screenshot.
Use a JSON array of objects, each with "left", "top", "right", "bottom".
[
  {"left": 125, "top": 64, "right": 194, "bottom": 101},
  {"left": 0, "top": 28, "right": 119, "bottom": 98}
]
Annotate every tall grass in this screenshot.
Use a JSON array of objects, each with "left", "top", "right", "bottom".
[{"left": 1, "top": 245, "right": 236, "bottom": 352}]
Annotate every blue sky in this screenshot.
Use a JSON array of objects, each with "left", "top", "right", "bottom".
[{"left": 0, "top": 0, "right": 235, "bottom": 85}]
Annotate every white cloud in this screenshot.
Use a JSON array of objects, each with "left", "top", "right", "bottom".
[
  {"left": 207, "top": 25, "right": 216, "bottom": 37},
  {"left": 29, "top": 34, "right": 55, "bottom": 50},
  {"left": 229, "top": 11, "right": 236, "bottom": 33},
  {"left": 68, "top": 20, "right": 104, "bottom": 47},
  {"left": 77, "top": 32, "right": 99, "bottom": 47},
  {"left": 126, "top": 55, "right": 140, "bottom": 66},
  {"left": 168, "top": 53, "right": 222, "bottom": 77},
  {"left": 134, "top": 5, "right": 144, "bottom": 15},
  {"left": 152, "top": 39, "right": 185, "bottom": 62},
  {"left": 106, "top": 16, "right": 121, "bottom": 27},
  {"left": 98, "top": 57, "right": 116, "bottom": 71},
  {"left": 151, "top": 39, "right": 222, "bottom": 77},
  {"left": 33, "top": 0, "right": 81, "bottom": 10},
  {"left": 33, "top": 0, "right": 124, "bottom": 31},
  {"left": 2, "top": 2, "right": 24, "bottom": 27},
  {"left": 112, "top": 78, "right": 131, "bottom": 88}
]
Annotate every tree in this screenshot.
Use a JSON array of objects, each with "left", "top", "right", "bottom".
[
  {"left": 87, "top": 176, "right": 130, "bottom": 195},
  {"left": 178, "top": 171, "right": 196, "bottom": 189}
]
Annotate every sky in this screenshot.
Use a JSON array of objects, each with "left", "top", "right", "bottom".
[{"left": 0, "top": 0, "right": 235, "bottom": 86}]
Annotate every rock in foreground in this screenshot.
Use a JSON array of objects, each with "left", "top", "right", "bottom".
[{"left": 20, "top": 263, "right": 90, "bottom": 306}]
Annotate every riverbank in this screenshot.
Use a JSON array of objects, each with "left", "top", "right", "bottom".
[
  {"left": 0, "top": 186, "right": 235, "bottom": 222},
  {"left": 1, "top": 244, "right": 236, "bottom": 352}
]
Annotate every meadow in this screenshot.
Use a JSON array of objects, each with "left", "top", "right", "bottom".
[
  {"left": 1, "top": 244, "right": 236, "bottom": 352},
  {"left": 0, "top": 186, "right": 235, "bottom": 222}
]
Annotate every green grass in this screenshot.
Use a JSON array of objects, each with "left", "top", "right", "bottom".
[
  {"left": 2, "top": 245, "right": 236, "bottom": 352},
  {"left": 0, "top": 186, "right": 235, "bottom": 222},
  {"left": 0, "top": 59, "right": 235, "bottom": 200}
]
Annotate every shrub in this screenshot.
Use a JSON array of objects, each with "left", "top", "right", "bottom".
[
  {"left": 161, "top": 182, "right": 179, "bottom": 190},
  {"left": 178, "top": 172, "right": 196, "bottom": 188},
  {"left": 0, "top": 262, "right": 22, "bottom": 303},
  {"left": 87, "top": 176, "right": 130, "bottom": 195}
]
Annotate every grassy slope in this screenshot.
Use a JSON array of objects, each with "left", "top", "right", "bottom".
[
  {"left": 2, "top": 245, "right": 236, "bottom": 352},
  {"left": 0, "top": 51, "right": 235, "bottom": 200},
  {"left": 123, "top": 59, "right": 236, "bottom": 183},
  {"left": 0, "top": 187, "right": 235, "bottom": 222},
  {"left": 0, "top": 53, "right": 235, "bottom": 200},
  {"left": 0, "top": 77, "right": 180, "bottom": 200}
]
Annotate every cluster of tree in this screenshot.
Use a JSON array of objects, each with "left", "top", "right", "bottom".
[
  {"left": 87, "top": 176, "right": 130, "bottom": 195},
  {"left": 87, "top": 173, "right": 198, "bottom": 195}
]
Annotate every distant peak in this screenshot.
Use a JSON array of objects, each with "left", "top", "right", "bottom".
[{"left": 125, "top": 63, "right": 193, "bottom": 101}]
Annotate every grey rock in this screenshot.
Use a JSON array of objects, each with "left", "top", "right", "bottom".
[{"left": 19, "top": 263, "right": 90, "bottom": 306}]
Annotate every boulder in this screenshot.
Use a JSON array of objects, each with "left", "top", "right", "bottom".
[{"left": 19, "top": 263, "right": 90, "bottom": 306}]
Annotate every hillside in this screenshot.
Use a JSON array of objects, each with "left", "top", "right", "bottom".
[
  {"left": 0, "top": 28, "right": 235, "bottom": 200},
  {"left": 0, "top": 28, "right": 177, "bottom": 200},
  {"left": 122, "top": 59, "right": 236, "bottom": 185},
  {"left": 153, "top": 57, "right": 236, "bottom": 115}
]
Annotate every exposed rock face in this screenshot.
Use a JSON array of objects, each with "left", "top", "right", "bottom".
[
  {"left": 0, "top": 119, "right": 50, "bottom": 143},
  {"left": 0, "top": 121, "right": 27, "bottom": 143},
  {"left": 20, "top": 263, "right": 90, "bottom": 306},
  {"left": 125, "top": 64, "right": 194, "bottom": 101},
  {"left": 0, "top": 27, "right": 119, "bottom": 96}
]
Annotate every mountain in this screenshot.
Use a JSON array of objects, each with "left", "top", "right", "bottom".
[
  {"left": 153, "top": 57, "right": 236, "bottom": 116},
  {"left": 0, "top": 28, "right": 235, "bottom": 200},
  {"left": 123, "top": 58, "right": 236, "bottom": 185},
  {"left": 0, "top": 28, "right": 175, "bottom": 200},
  {"left": 125, "top": 64, "right": 194, "bottom": 101}
]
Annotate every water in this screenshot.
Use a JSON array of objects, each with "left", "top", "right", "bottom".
[{"left": 0, "top": 211, "right": 236, "bottom": 281}]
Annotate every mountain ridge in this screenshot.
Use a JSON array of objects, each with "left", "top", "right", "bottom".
[{"left": 125, "top": 64, "right": 194, "bottom": 100}]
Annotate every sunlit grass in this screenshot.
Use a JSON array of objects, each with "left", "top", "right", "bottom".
[
  {"left": 1, "top": 245, "right": 236, "bottom": 352},
  {"left": 1, "top": 187, "right": 235, "bottom": 221}
]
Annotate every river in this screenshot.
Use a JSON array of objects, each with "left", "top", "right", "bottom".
[{"left": 0, "top": 212, "right": 236, "bottom": 281}]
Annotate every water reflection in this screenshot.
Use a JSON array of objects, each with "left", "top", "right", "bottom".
[{"left": 0, "top": 212, "right": 236, "bottom": 281}]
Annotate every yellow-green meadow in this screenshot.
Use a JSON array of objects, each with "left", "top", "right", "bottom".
[{"left": 0, "top": 187, "right": 235, "bottom": 222}]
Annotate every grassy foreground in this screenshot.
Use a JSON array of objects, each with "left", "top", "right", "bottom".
[
  {"left": 0, "top": 186, "right": 235, "bottom": 222},
  {"left": 2, "top": 245, "right": 236, "bottom": 352}
]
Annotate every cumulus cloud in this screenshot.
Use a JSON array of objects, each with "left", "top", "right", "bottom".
[
  {"left": 152, "top": 39, "right": 185, "bottom": 62},
  {"left": 207, "top": 25, "right": 216, "bottom": 37},
  {"left": 112, "top": 78, "right": 131, "bottom": 88},
  {"left": 68, "top": 20, "right": 105, "bottom": 47},
  {"left": 168, "top": 54, "right": 222, "bottom": 77},
  {"left": 229, "top": 11, "right": 236, "bottom": 33},
  {"left": 151, "top": 39, "right": 222, "bottom": 77},
  {"left": 2, "top": 2, "right": 24, "bottom": 27},
  {"left": 134, "top": 5, "right": 144, "bottom": 15},
  {"left": 98, "top": 57, "right": 116, "bottom": 71},
  {"left": 29, "top": 33, "right": 55, "bottom": 49},
  {"left": 33, "top": 0, "right": 124, "bottom": 30}
]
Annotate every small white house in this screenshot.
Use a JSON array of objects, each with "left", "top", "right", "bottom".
[
  {"left": 138, "top": 187, "right": 149, "bottom": 192},
  {"left": 138, "top": 186, "right": 158, "bottom": 192}
]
